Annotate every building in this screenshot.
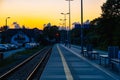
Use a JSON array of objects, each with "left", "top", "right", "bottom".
[{"left": 1, "top": 28, "right": 42, "bottom": 45}]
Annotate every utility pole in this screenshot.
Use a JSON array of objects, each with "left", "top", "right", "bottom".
[
  {"left": 66, "top": 0, "right": 73, "bottom": 48},
  {"left": 81, "top": 0, "right": 84, "bottom": 54}
]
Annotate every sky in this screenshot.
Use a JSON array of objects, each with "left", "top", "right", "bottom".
[{"left": 0, "top": 0, "right": 106, "bottom": 29}]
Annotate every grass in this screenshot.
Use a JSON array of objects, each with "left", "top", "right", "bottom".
[{"left": 0, "top": 45, "right": 45, "bottom": 67}]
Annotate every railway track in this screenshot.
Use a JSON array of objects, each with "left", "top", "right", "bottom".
[{"left": 0, "top": 46, "right": 52, "bottom": 80}]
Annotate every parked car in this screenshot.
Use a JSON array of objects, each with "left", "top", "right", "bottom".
[
  {"left": 0, "top": 44, "right": 8, "bottom": 51},
  {"left": 25, "top": 43, "right": 39, "bottom": 49}
]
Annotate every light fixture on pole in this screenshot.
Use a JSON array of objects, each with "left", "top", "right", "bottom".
[
  {"left": 59, "top": 19, "right": 65, "bottom": 29},
  {"left": 6, "top": 17, "right": 10, "bottom": 27},
  {"left": 60, "top": 18, "right": 66, "bottom": 43},
  {"left": 61, "top": 13, "right": 69, "bottom": 29},
  {"left": 61, "top": 13, "right": 69, "bottom": 45},
  {"left": 66, "top": 0, "right": 73, "bottom": 48}
]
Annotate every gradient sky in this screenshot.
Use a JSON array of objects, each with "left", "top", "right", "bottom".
[{"left": 0, "top": 0, "right": 106, "bottom": 29}]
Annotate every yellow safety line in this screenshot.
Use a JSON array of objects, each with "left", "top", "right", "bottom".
[{"left": 57, "top": 45, "right": 73, "bottom": 80}]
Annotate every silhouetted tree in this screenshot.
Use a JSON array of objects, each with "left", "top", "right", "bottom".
[
  {"left": 86, "top": 0, "right": 120, "bottom": 49},
  {"left": 43, "top": 25, "right": 60, "bottom": 44},
  {"left": 100, "top": 0, "right": 120, "bottom": 46},
  {"left": 71, "top": 28, "right": 81, "bottom": 45},
  {"left": 0, "top": 26, "right": 9, "bottom": 31},
  {"left": 101, "top": 0, "right": 120, "bottom": 18}
]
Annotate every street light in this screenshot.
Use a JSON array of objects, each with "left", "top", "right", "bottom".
[
  {"left": 80, "top": 0, "right": 84, "bottom": 54},
  {"left": 61, "top": 13, "right": 69, "bottom": 45},
  {"left": 59, "top": 19, "right": 65, "bottom": 43},
  {"left": 5, "top": 17, "right": 10, "bottom": 26},
  {"left": 61, "top": 13, "right": 69, "bottom": 29},
  {"left": 59, "top": 19, "right": 65, "bottom": 29},
  {"left": 66, "top": 0, "right": 73, "bottom": 48}
]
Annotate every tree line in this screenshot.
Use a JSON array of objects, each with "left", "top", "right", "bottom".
[
  {"left": 71, "top": 0, "right": 120, "bottom": 50},
  {"left": 42, "top": 0, "right": 120, "bottom": 49}
]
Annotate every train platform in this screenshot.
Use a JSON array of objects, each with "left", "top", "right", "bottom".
[{"left": 40, "top": 44, "right": 120, "bottom": 80}]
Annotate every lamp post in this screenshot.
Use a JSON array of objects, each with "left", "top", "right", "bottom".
[
  {"left": 61, "top": 13, "right": 69, "bottom": 29},
  {"left": 5, "top": 17, "right": 10, "bottom": 27},
  {"left": 60, "top": 19, "right": 65, "bottom": 29},
  {"left": 81, "top": 0, "right": 84, "bottom": 54},
  {"left": 59, "top": 19, "right": 65, "bottom": 43},
  {"left": 66, "top": 0, "right": 73, "bottom": 48},
  {"left": 61, "top": 13, "right": 69, "bottom": 46}
]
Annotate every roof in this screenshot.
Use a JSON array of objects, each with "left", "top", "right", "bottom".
[{"left": 1, "top": 28, "right": 43, "bottom": 38}]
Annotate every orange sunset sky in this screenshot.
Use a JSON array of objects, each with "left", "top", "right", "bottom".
[{"left": 0, "top": 0, "right": 106, "bottom": 30}]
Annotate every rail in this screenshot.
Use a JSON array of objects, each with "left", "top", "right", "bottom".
[{"left": 0, "top": 46, "right": 52, "bottom": 80}]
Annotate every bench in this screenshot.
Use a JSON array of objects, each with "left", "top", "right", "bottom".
[
  {"left": 84, "top": 44, "right": 99, "bottom": 60},
  {"left": 111, "top": 58, "right": 120, "bottom": 64},
  {"left": 83, "top": 49, "right": 87, "bottom": 56},
  {"left": 99, "top": 46, "right": 119, "bottom": 68},
  {"left": 110, "top": 51, "right": 120, "bottom": 69},
  {"left": 99, "top": 55, "right": 109, "bottom": 66},
  {"left": 110, "top": 58, "right": 120, "bottom": 71},
  {"left": 88, "top": 51, "right": 99, "bottom": 60}
]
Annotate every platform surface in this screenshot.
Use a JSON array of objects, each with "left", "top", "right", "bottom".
[{"left": 40, "top": 44, "right": 120, "bottom": 80}]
